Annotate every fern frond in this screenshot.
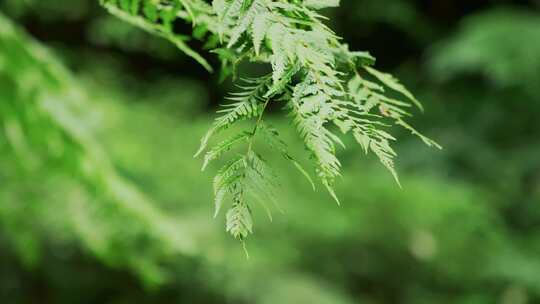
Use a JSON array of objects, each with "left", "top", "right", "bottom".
[
  {"left": 213, "top": 151, "right": 277, "bottom": 239},
  {"left": 227, "top": 0, "right": 267, "bottom": 48},
  {"left": 287, "top": 78, "right": 343, "bottom": 203},
  {"left": 260, "top": 123, "right": 316, "bottom": 190},
  {"left": 251, "top": 12, "right": 269, "bottom": 55},
  {"left": 347, "top": 73, "right": 441, "bottom": 149},
  {"left": 202, "top": 131, "right": 251, "bottom": 170},
  {"left": 100, "top": 0, "right": 441, "bottom": 241},
  {"left": 100, "top": 0, "right": 213, "bottom": 71},
  {"left": 364, "top": 66, "right": 424, "bottom": 112},
  {"left": 213, "top": 156, "right": 245, "bottom": 218},
  {"left": 244, "top": 151, "right": 279, "bottom": 202},
  {"left": 226, "top": 198, "right": 253, "bottom": 240},
  {"left": 195, "top": 76, "right": 271, "bottom": 156},
  {"left": 303, "top": 0, "right": 340, "bottom": 10}
]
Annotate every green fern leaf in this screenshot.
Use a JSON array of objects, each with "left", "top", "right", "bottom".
[
  {"left": 226, "top": 199, "right": 253, "bottom": 240},
  {"left": 364, "top": 66, "right": 424, "bottom": 111},
  {"left": 227, "top": 0, "right": 266, "bottom": 48},
  {"left": 195, "top": 76, "right": 271, "bottom": 156},
  {"left": 304, "top": 0, "right": 340, "bottom": 9},
  {"left": 202, "top": 132, "right": 251, "bottom": 170},
  {"left": 251, "top": 12, "right": 269, "bottom": 55},
  {"left": 260, "top": 123, "right": 316, "bottom": 190},
  {"left": 213, "top": 156, "right": 245, "bottom": 218}
]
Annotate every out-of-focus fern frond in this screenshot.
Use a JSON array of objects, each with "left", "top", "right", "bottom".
[{"left": 0, "top": 13, "right": 197, "bottom": 285}]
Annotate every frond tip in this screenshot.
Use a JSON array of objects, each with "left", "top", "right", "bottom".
[
  {"left": 226, "top": 199, "right": 253, "bottom": 240},
  {"left": 212, "top": 151, "right": 278, "bottom": 240}
]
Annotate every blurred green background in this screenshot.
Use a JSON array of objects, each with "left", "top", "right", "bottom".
[{"left": 1, "top": 0, "right": 540, "bottom": 303}]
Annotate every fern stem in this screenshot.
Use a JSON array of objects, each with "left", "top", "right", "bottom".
[{"left": 247, "top": 97, "right": 271, "bottom": 154}]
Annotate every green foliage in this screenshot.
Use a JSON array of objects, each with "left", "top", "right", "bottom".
[
  {"left": 99, "top": 0, "right": 438, "bottom": 240},
  {"left": 430, "top": 9, "right": 540, "bottom": 93},
  {"left": 0, "top": 11, "right": 100, "bottom": 183},
  {"left": 1, "top": 0, "right": 90, "bottom": 20},
  {"left": 100, "top": 0, "right": 215, "bottom": 71},
  {"left": 0, "top": 13, "right": 197, "bottom": 286},
  {"left": 2, "top": 1, "right": 540, "bottom": 303}
]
